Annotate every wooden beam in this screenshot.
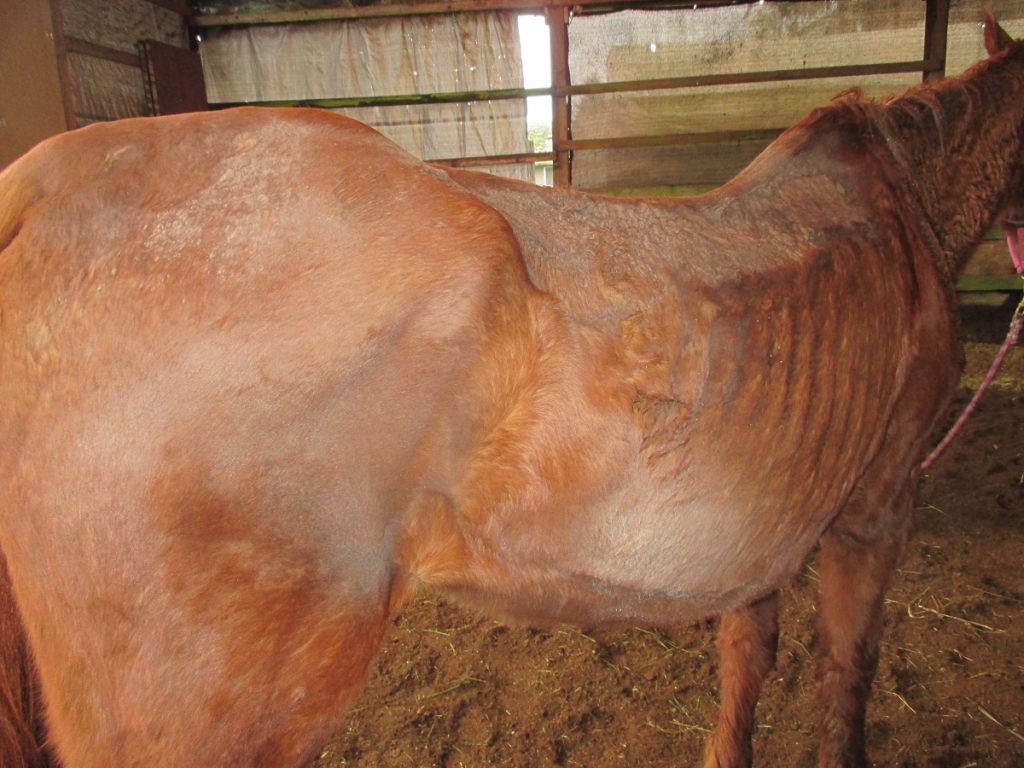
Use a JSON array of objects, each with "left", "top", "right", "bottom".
[
  {"left": 922, "top": 0, "right": 950, "bottom": 83},
  {"left": 48, "top": 0, "right": 76, "bottom": 130},
  {"left": 564, "top": 128, "right": 783, "bottom": 152},
  {"left": 956, "top": 275, "right": 1024, "bottom": 292},
  {"left": 565, "top": 59, "right": 939, "bottom": 97},
  {"left": 213, "top": 86, "right": 549, "bottom": 110},
  {"left": 195, "top": 0, "right": 566, "bottom": 27},
  {"left": 433, "top": 151, "right": 555, "bottom": 168},
  {"left": 192, "top": 0, "right": 808, "bottom": 27},
  {"left": 547, "top": 5, "right": 571, "bottom": 187},
  {"left": 65, "top": 37, "right": 141, "bottom": 68}
]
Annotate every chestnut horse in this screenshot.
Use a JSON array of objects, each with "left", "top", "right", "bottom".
[{"left": 1, "top": 15, "right": 1022, "bottom": 768}]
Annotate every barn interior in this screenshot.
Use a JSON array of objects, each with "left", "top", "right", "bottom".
[
  {"left": 0, "top": 1, "right": 1022, "bottom": 766},
  {"left": 3, "top": 0, "right": 1022, "bottom": 292}
]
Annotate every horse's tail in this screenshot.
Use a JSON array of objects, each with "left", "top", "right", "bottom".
[
  {"left": 0, "top": 152, "right": 51, "bottom": 767},
  {"left": 0, "top": 144, "right": 44, "bottom": 254},
  {"left": 0, "top": 551, "right": 50, "bottom": 768}
]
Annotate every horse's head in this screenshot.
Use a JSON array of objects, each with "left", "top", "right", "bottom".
[{"left": 985, "top": 11, "right": 1024, "bottom": 271}]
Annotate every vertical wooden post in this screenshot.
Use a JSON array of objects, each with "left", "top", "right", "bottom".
[
  {"left": 546, "top": 6, "right": 571, "bottom": 187},
  {"left": 922, "top": 0, "right": 949, "bottom": 83},
  {"left": 48, "top": 0, "right": 77, "bottom": 129}
]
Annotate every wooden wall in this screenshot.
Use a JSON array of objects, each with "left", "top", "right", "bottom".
[
  {"left": 0, "top": 0, "right": 192, "bottom": 169},
  {"left": 0, "top": 0, "right": 69, "bottom": 168},
  {"left": 61, "top": 0, "right": 190, "bottom": 125}
]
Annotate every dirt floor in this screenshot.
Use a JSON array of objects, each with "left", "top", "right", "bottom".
[{"left": 312, "top": 296, "right": 1024, "bottom": 768}]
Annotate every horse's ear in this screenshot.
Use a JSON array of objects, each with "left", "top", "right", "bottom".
[{"left": 984, "top": 9, "right": 1014, "bottom": 55}]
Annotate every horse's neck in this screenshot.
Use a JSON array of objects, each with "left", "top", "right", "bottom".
[{"left": 877, "top": 45, "right": 1024, "bottom": 278}]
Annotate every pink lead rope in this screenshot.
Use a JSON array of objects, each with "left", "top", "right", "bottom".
[{"left": 920, "top": 230, "right": 1024, "bottom": 471}]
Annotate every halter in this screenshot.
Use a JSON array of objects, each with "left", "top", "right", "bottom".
[{"left": 920, "top": 227, "right": 1024, "bottom": 471}]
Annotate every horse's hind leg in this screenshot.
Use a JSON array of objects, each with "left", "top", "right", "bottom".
[
  {"left": 41, "top": 586, "right": 390, "bottom": 768},
  {"left": 702, "top": 592, "right": 779, "bottom": 768},
  {"left": 11, "top": 475, "right": 397, "bottom": 768},
  {"left": 815, "top": 486, "right": 912, "bottom": 768}
]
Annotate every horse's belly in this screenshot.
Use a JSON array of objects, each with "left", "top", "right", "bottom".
[
  {"left": 576, "top": 495, "right": 824, "bottom": 621},
  {"left": 442, "top": 459, "right": 839, "bottom": 627}
]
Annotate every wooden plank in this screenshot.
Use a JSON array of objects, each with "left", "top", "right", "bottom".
[
  {"left": 956, "top": 275, "right": 1024, "bottom": 292},
  {"left": 922, "top": 0, "right": 950, "bottom": 83},
  {"left": 48, "top": 0, "right": 77, "bottom": 130},
  {"left": 213, "top": 87, "right": 551, "bottom": 110},
  {"left": 65, "top": 36, "right": 141, "bottom": 68},
  {"left": 565, "top": 59, "right": 937, "bottom": 97},
  {"left": 598, "top": 184, "right": 717, "bottom": 197},
  {"left": 195, "top": 0, "right": 570, "bottom": 26},
  {"left": 565, "top": 128, "right": 782, "bottom": 152},
  {"left": 965, "top": 239, "right": 1021, "bottom": 277},
  {"left": 954, "top": 209, "right": 1016, "bottom": 294},
  {"left": 0, "top": 1, "right": 69, "bottom": 166},
  {"left": 191, "top": 0, "right": 781, "bottom": 27},
  {"left": 139, "top": 40, "right": 207, "bottom": 114},
  {"left": 547, "top": 5, "right": 571, "bottom": 187},
  {"left": 433, "top": 151, "right": 555, "bottom": 168},
  {"left": 572, "top": 0, "right": 828, "bottom": 14}
]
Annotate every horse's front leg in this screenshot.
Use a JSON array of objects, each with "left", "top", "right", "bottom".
[
  {"left": 702, "top": 592, "right": 779, "bottom": 768},
  {"left": 815, "top": 488, "right": 912, "bottom": 768}
]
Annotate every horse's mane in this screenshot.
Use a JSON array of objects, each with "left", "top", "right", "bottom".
[
  {"left": 799, "top": 40, "right": 1024, "bottom": 174},
  {"left": 783, "top": 39, "right": 1024, "bottom": 282}
]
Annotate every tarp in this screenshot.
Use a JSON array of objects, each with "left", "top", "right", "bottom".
[{"left": 200, "top": 12, "right": 531, "bottom": 179}]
